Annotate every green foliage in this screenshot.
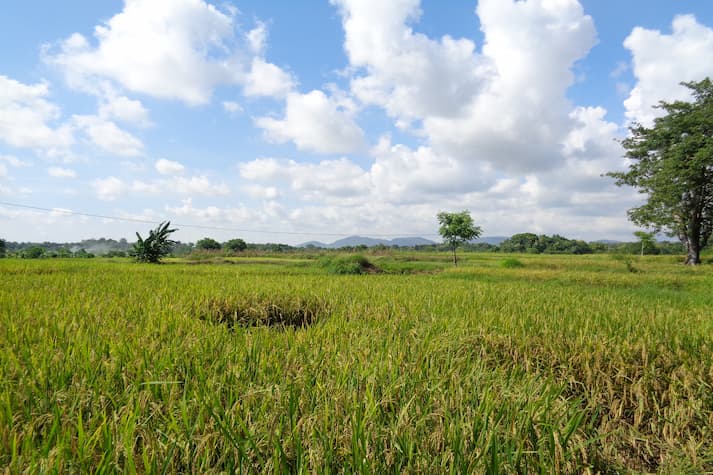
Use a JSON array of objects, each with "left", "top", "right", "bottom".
[
  {"left": 20, "top": 246, "right": 45, "bottom": 259},
  {"left": 104, "top": 250, "right": 127, "bottom": 258},
  {"left": 0, "top": 238, "right": 5, "bottom": 258},
  {"left": 73, "top": 248, "right": 95, "bottom": 259},
  {"left": 319, "top": 254, "right": 378, "bottom": 274},
  {"left": 195, "top": 237, "right": 222, "bottom": 251},
  {"left": 608, "top": 78, "right": 713, "bottom": 265},
  {"left": 499, "top": 233, "right": 592, "bottom": 254},
  {"left": 224, "top": 238, "right": 247, "bottom": 253},
  {"left": 633, "top": 231, "right": 657, "bottom": 256},
  {"left": 437, "top": 210, "right": 482, "bottom": 265},
  {"left": 500, "top": 257, "right": 524, "bottom": 268},
  {"left": 132, "top": 221, "right": 177, "bottom": 263}
]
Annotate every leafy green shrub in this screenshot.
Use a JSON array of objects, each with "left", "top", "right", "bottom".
[
  {"left": 500, "top": 258, "right": 524, "bottom": 268},
  {"left": 320, "top": 254, "right": 380, "bottom": 274},
  {"left": 20, "top": 246, "right": 46, "bottom": 259}
]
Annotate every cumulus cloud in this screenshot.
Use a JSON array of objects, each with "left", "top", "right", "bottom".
[
  {"left": 47, "top": 167, "right": 77, "bottom": 178},
  {"left": 332, "top": 0, "right": 598, "bottom": 173},
  {"left": 255, "top": 90, "right": 365, "bottom": 154},
  {"left": 44, "top": 0, "right": 294, "bottom": 104},
  {"left": 332, "top": 0, "right": 492, "bottom": 120},
  {"left": 0, "top": 75, "right": 74, "bottom": 151},
  {"left": 155, "top": 158, "right": 185, "bottom": 175},
  {"left": 623, "top": 14, "right": 713, "bottom": 125}
]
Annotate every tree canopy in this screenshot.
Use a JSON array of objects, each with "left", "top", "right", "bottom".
[
  {"left": 225, "top": 238, "right": 247, "bottom": 253},
  {"left": 499, "top": 233, "right": 592, "bottom": 255},
  {"left": 195, "top": 237, "right": 222, "bottom": 251},
  {"left": 608, "top": 78, "right": 713, "bottom": 265},
  {"left": 437, "top": 210, "right": 482, "bottom": 266}
]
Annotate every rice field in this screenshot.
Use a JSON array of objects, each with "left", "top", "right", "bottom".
[{"left": 0, "top": 253, "right": 711, "bottom": 473}]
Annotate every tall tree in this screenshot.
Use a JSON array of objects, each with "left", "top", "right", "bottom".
[
  {"left": 608, "top": 78, "right": 713, "bottom": 265},
  {"left": 437, "top": 210, "right": 482, "bottom": 266}
]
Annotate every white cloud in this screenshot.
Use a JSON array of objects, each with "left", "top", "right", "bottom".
[
  {"left": 99, "top": 94, "right": 151, "bottom": 127},
  {"left": 47, "top": 167, "right": 77, "bottom": 178},
  {"left": 132, "top": 175, "right": 230, "bottom": 196},
  {"left": 45, "top": 0, "right": 294, "bottom": 104},
  {"left": 155, "top": 158, "right": 185, "bottom": 175},
  {"left": 73, "top": 115, "right": 143, "bottom": 156},
  {"left": 333, "top": 0, "right": 598, "bottom": 173},
  {"left": 424, "top": 0, "right": 597, "bottom": 172},
  {"left": 243, "top": 184, "right": 280, "bottom": 200},
  {"left": 46, "top": 0, "right": 236, "bottom": 104},
  {"left": 222, "top": 101, "right": 243, "bottom": 114},
  {"left": 623, "top": 14, "right": 713, "bottom": 125},
  {"left": 246, "top": 22, "right": 267, "bottom": 55},
  {"left": 168, "top": 176, "right": 230, "bottom": 195},
  {"left": 165, "top": 197, "right": 252, "bottom": 223},
  {"left": 240, "top": 157, "right": 368, "bottom": 201},
  {"left": 0, "top": 75, "right": 74, "bottom": 151},
  {"left": 242, "top": 58, "right": 296, "bottom": 98},
  {"left": 0, "top": 155, "right": 30, "bottom": 167},
  {"left": 333, "top": 0, "right": 492, "bottom": 120},
  {"left": 0, "top": 164, "right": 6, "bottom": 177},
  {"left": 92, "top": 176, "right": 125, "bottom": 200},
  {"left": 255, "top": 90, "right": 365, "bottom": 154}
]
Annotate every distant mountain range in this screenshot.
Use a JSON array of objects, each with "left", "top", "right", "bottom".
[{"left": 298, "top": 235, "right": 510, "bottom": 248}]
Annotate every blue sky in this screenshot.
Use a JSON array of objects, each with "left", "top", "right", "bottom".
[{"left": 1, "top": 0, "right": 712, "bottom": 244}]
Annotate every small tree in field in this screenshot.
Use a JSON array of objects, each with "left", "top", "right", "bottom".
[
  {"left": 633, "top": 231, "right": 656, "bottom": 256},
  {"left": 437, "top": 211, "right": 482, "bottom": 266},
  {"left": 132, "top": 221, "right": 177, "bottom": 263},
  {"left": 225, "top": 238, "right": 247, "bottom": 253},
  {"left": 195, "top": 237, "right": 222, "bottom": 251}
]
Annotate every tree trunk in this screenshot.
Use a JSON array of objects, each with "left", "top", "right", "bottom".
[
  {"left": 684, "top": 235, "right": 701, "bottom": 265},
  {"left": 452, "top": 245, "right": 458, "bottom": 266}
]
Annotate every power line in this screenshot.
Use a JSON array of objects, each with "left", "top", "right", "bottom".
[{"left": 0, "top": 200, "right": 441, "bottom": 238}]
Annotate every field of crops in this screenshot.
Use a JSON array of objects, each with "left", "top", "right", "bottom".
[{"left": 1, "top": 253, "right": 712, "bottom": 473}]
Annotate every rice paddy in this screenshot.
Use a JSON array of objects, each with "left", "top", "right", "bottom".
[{"left": 1, "top": 253, "right": 711, "bottom": 473}]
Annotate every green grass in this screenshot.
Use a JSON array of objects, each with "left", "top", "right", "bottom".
[{"left": 0, "top": 253, "right": 711, "bottom": 473}]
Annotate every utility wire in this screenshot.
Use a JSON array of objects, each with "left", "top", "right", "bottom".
[{"left": 0, "top": 200, "right": 441, "bottom": 238}]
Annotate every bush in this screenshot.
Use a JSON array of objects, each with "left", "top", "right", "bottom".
[
  {"left": 320, "top": 254, "right": 380, "bottom": 275},
  {"left": 500, "top": 258, "right": 524, "bottom": 268}
]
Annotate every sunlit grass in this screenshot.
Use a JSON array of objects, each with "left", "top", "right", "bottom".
[{"left": 0, "top": 253, "right": 711, "bottom": 472}]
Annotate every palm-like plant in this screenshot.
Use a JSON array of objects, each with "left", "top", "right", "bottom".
[{"left": 132, "top": 221, "right": 177, "bottom": 263}]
